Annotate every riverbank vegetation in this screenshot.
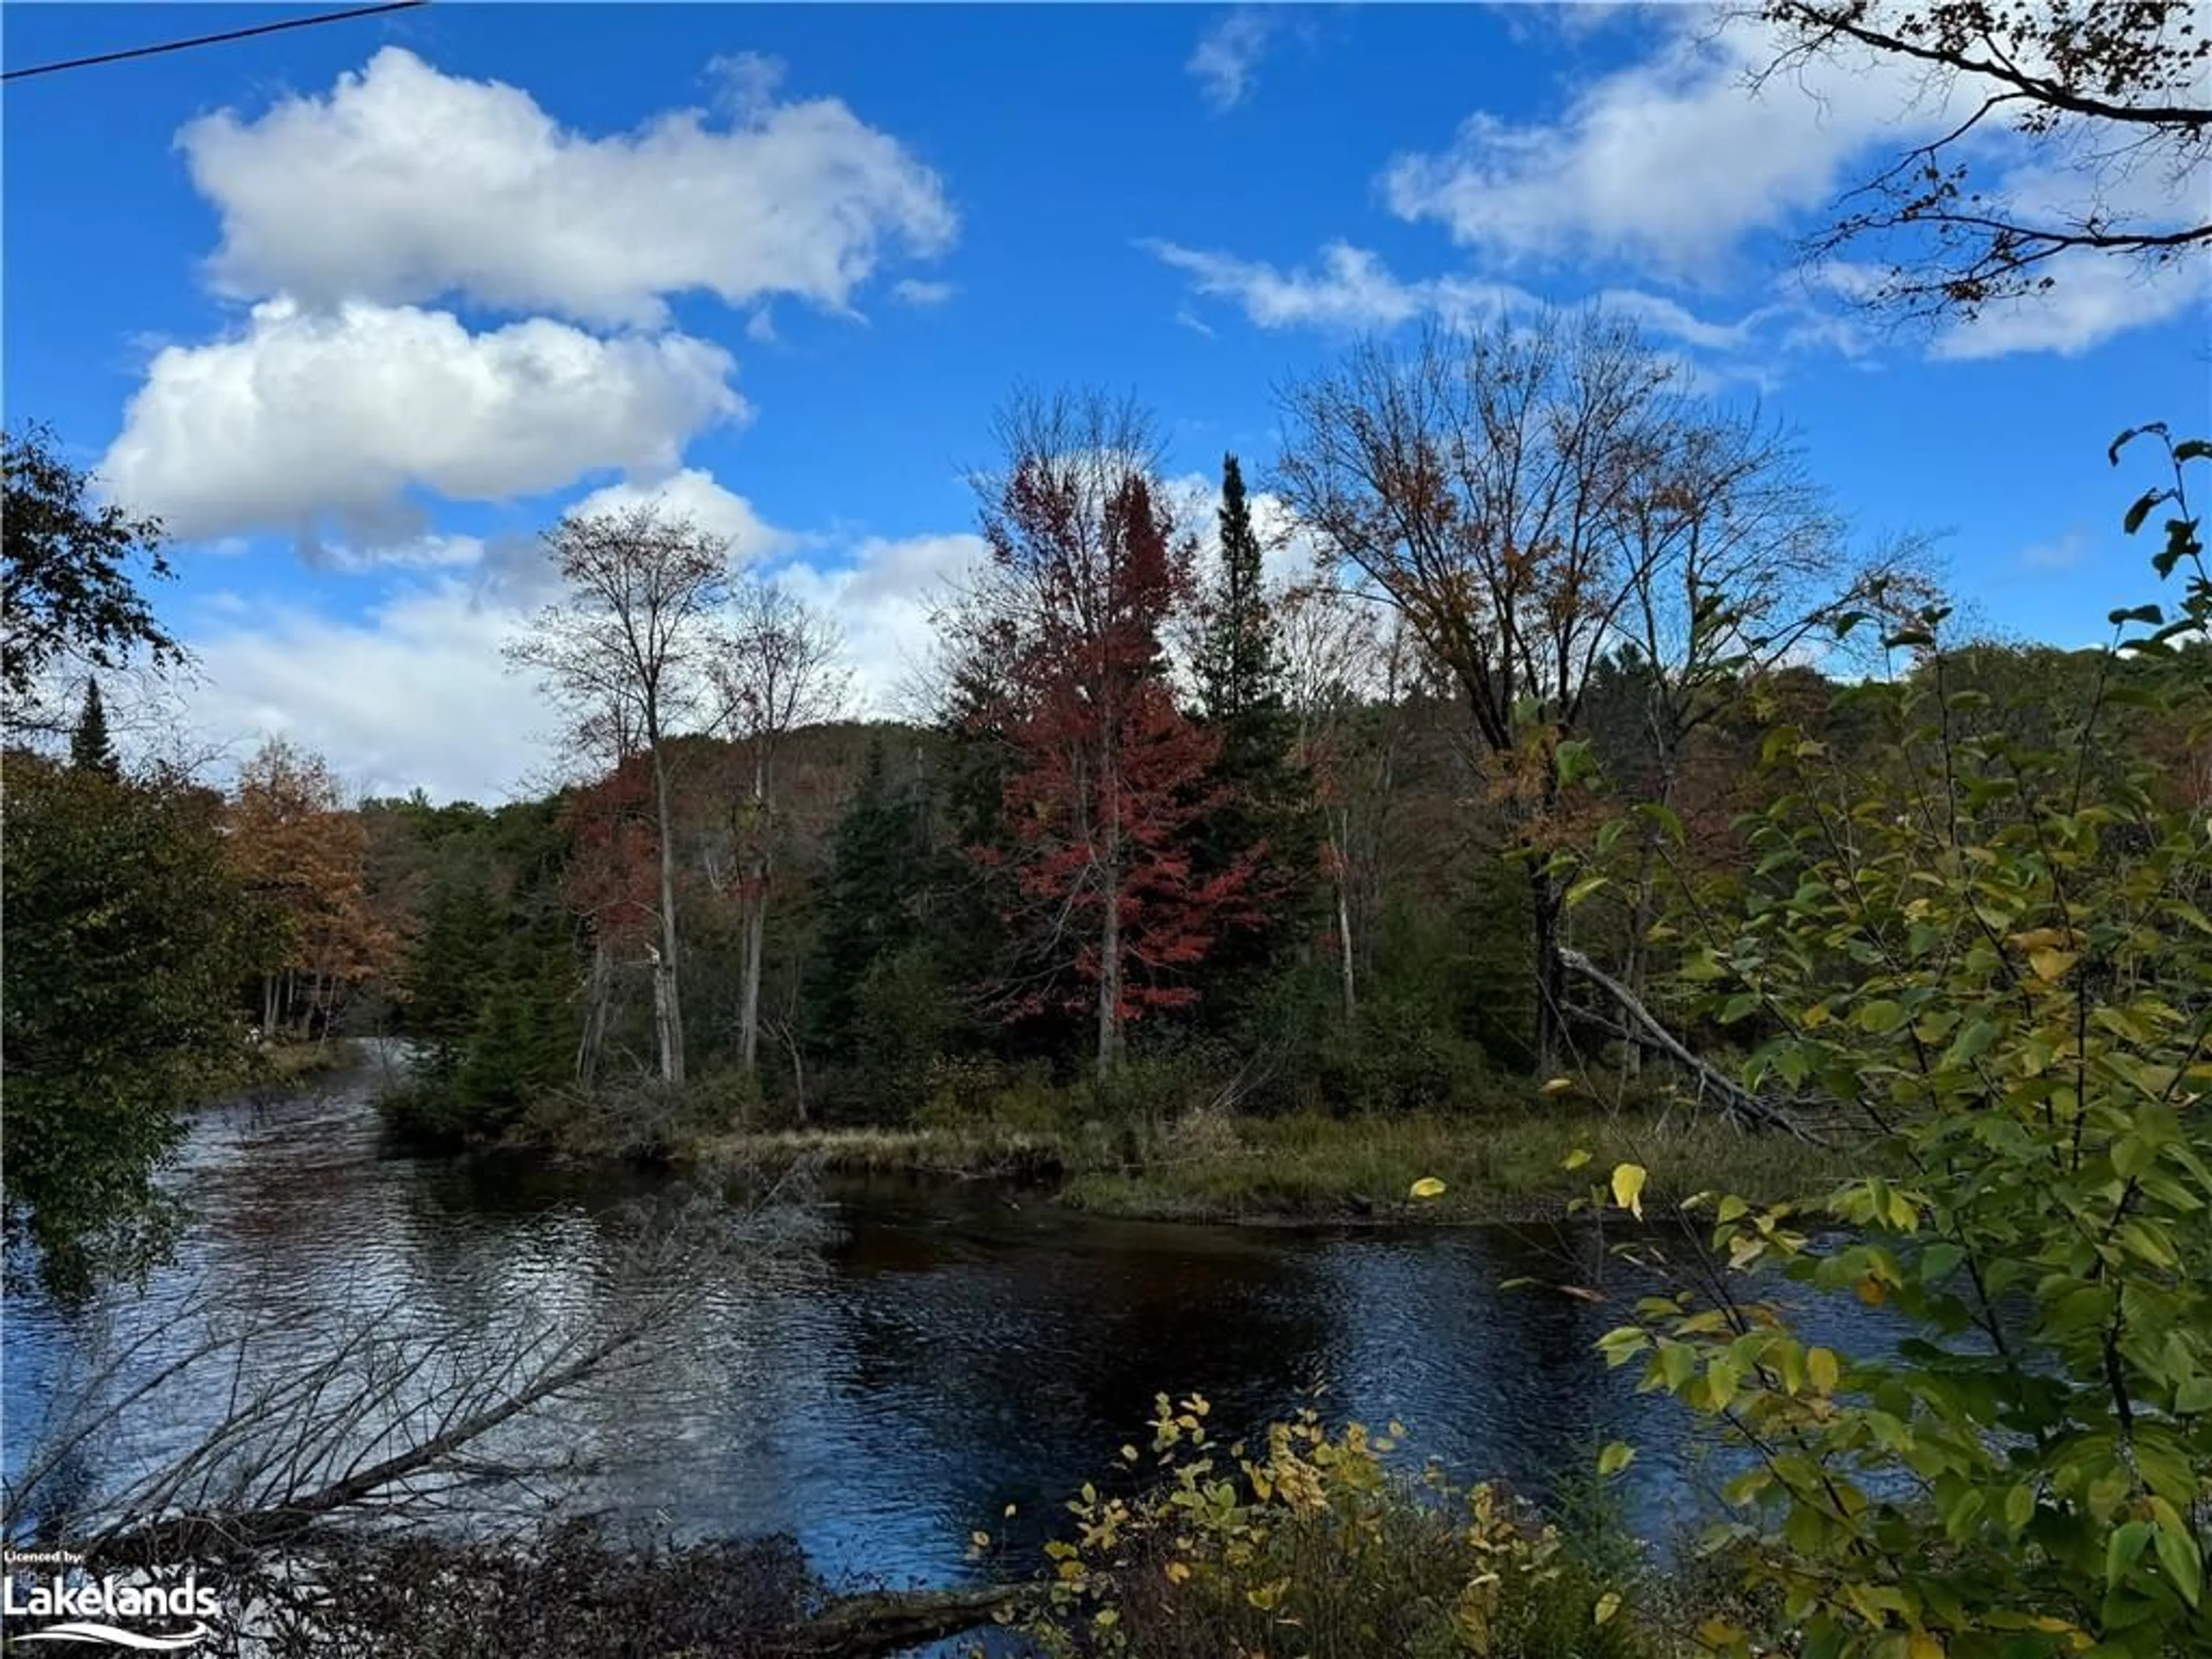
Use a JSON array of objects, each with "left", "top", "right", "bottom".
[
  {"left": 686, "top": 1108, "right": 1854, "bottom": 1225},
  {"left": 1011, "top": 1397, "right": 1735, "bottom": 1659}
]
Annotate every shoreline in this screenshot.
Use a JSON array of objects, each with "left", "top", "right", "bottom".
[{"left": 687, "top": 1111, "right": 1855, "bottom": 1229}]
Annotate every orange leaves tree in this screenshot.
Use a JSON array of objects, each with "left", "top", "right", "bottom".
[
  {"left": 228, "top": 737, "right": 395, "bottom": 1041},
  {"left": 954, "top": 391, "right": 1264, "bottom": 1078}
]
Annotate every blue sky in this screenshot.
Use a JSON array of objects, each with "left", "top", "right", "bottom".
[{"left": 5, "top": 3, "right": 2207, "bottom": 801}]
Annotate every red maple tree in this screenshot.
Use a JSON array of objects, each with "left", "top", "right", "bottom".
[{"left": 965, "top": 421, "right": 1264, "bottom": 1075}]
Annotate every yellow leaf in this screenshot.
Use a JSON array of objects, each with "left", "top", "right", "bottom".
[
  {"left": 1594, "top": 1591, "right": 1622, "bottom": 1626},
  {"left": 1597, "top": 1440, "right": 1637, "bottom": 1477},
  {"left": 1164, "top": 1561, "right": 1191, "bottom": 1585},
  {"left": 2029, "top": 948, "right": 2077, "bottom": 982},
  {"left": 1120, "top": 1444, "right": 1139, "bottom": 1462},
  {"left": 1908, "top": 1635, "right": 1945, "bottom": 1659},
  {"left": 1562, "top": 1148, "right": 1592, "bottom": 1171},
  {"left": 1541, "top": 1075, "right": 1575, "bottom": 1094},
  {"left": 1807, "top": 1347, "right": 1841, "bottom": 1395},
  {"left": 1410, "top": 1176, "right": 1448, "bottom": 1200},
  {"left": 1611, "top": 1163, "right": 1648, "bottom": 1220}
]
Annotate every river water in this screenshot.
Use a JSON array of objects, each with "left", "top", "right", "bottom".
[{"left": 1, "top": 1055, "right": 1885, "bottom": 1599}]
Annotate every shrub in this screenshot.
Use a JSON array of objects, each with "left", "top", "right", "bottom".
[
  {"left": 1020, "top": 1395, "right": 1655, "bottom": 1658},
  {"left": 1579, "top": 428, "right": 2212, "bottom": 1659}
]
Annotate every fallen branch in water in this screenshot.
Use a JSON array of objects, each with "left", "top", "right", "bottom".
[{"left": 779, "top": 1584, "right": 1027, "bottom": 1658}]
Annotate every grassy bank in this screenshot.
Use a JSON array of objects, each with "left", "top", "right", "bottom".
[
  {"left": 255, "top": 1037, "right": 357, "bottom": 1085},
  {"left": 209, "top": 1035, "right": 358, "bottom": 1097},
  {"left": 1057, "top": 1109, "right": 1857, "bottom": 1223},
  {"left": 698, "top": 1108, "right": 1857, "bottom": 1225}
]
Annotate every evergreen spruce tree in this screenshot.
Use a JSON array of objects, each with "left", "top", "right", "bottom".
[
  {"left": 1196, "top": 455, "right": 1288, "bottom": 740},
  {"left": 1191, "top": 454, "right": 1316, "bottom": 1025},
  {"left": 808, "top": 743, "right": 913, "bottom": 1051},
  {"left": 68, "top": 677, "right": 119, "bottom": 777}
]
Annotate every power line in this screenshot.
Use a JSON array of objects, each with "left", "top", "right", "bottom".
[{"left": 3, "top": 1, "right": 430, "bottom": 84}]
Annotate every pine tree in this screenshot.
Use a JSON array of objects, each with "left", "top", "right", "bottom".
[
  {"left": 806, "top": 740, "right": 931, "bottom": 1059},
  {"left": 1196, "top": 454, "right": 1289, "bottom": 739},
  {"left": 69, "top": 677, "right": 119, "bottom": 777},
  {"left": 1191, "top": 454, "right": 1315, "bottom": 1020}
]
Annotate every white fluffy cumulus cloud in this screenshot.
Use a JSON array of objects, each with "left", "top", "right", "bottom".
[
  {"left": 101, "top": 299, "right": 743, "bottom": 543},
  {"left": 181, "top": 46, "right": 957, "bottom": 329},
  {"left": 570, "top": 467, "right": 800, "bottom": 567},
  {"left": 774, "top": 531, "right": 988, "bottom": 717},
  {"left": 1378, "top": 15, "right": 1934, "bottom": 279},
  {"left": 181, "top": 581, "right": 553, "bottom": 804},
  {"left": 177, "top": 525, "right": 990, "bottom": 802}
]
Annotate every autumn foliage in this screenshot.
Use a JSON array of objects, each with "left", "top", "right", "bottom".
[
  {"left": 228, "top": 738, "right": 395, "bottom": 1039},
  {"left": 963, "top": 412, "right": 1266, "bottom": 1071}
]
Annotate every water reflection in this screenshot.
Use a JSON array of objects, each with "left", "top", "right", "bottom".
[{"left": 2, "top": 1062, "right": 1891, "bottom": 1592}]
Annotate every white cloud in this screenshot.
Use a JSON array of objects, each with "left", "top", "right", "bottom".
[
  {"left": 1188, "top": 10, "right": 1276, "bottom": 112},
  {"left": 100, "top": 298, "right": 743, "bottom": 543},
  {"left": 175, "top": 525, "right": 989, "bottom": 802},
  {"left": 772, "top": 532, "right": 987, "bottom": 715},
  {"left": 311, "top": 532, "right": 488, "bottom": 575},
  {"left": 1146, "top": 238, "right": 1537, "bottom": 331},
  {"left": 180, "top": 579, "right": 554, "bottom": 804},
  {"left": 1931, "top": 248, "right": 2211, "bottom": 360},
  {"left": 1921, "top": 151, "right": 2212, "bottom": 358},
  {"left": 181, "top": 46, "right": 957, "bottom": 328},
  {"left": 1379, "top": 15, "right": 1941, "bottom": 278},
  {"left": 1376, "top": 9, "right": 2209, "bottom": 358},
  {"left": 175, "top": 526, "right": 991, "bottom": 800},
  {"left": 892, "top": 278, "right": 956, "bottom": 306},
  {"left": 570, "top": 468, "right": 800, "bottom": 566},
  {"left": 1147, "top": 238, "right": 1823, "bottom": 386},
  {"left": 2020, "top": 528, "right": 2086, "bottom": 571}
]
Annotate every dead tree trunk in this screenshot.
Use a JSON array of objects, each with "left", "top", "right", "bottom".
[
  {"left": 575, "top": 937, "right": 612, "bottom": 1086},
  {"left": 1555, "top": 946, "right": 1823, "bottom": 1141}
]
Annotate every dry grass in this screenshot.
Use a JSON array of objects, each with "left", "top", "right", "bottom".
[
  {"left": 696, "top": 1106, "right": 1859, "bottom": 1226},
  {"left": 1060, "top": 1109, "right": 1860, "bottom": 1224}
]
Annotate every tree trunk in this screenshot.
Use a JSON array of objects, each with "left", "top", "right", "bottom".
[
  {"left": 1329, "top": 814, "right": 1357, "bottom": 1016},
  {"left": 1096, "top": 737, "right": 1124, "bottom": 1080},
  {"left": 777, "top": 1017, "right": 808, "bottom": 1125},
  {"left": 740, "top": 881, "right": 766, "bottom": 1075},
  {"left": 737, "top": 749, "right": 769, "bottom": 1077},
  {"left": 1557, "top": 947, "right": 1821, "bottom": 1141},
  {"left": 1527, "top": 858, "right": 1566, "bottom": 1077},
  {"left": 784, "top": 1585, "right": 1023, "bottom": 1658},
  {"left": 1096, "top": 872, "right": 1122, "bottom": 1081},
  {"left": 575, "top": 937, "right": 611, "bottom": 1086},
  {"left": 650, "top": 745, "right": 686, "bottom": 1085}
]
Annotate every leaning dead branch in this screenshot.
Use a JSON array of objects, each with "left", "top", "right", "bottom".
[
  {"left": 7, "top": 1181, "right": 828, "bottom": 1578},
  {"left": 1557, "top": 946, "right": 1830, "bottom": 1143}
]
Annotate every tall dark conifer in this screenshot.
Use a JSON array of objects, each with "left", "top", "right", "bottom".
[
  {"left": 1192, "top": 454, "right": 1315, "bottom": 1022},
  {"left": 69, "top": 677, "right": 119, "bottom": 777},
  {"left": 1197, "top": 456, "right": 1286, "bottom": 737},
  {"left": 807, "top": 741, "right": 925, "bottom": 1052}
]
